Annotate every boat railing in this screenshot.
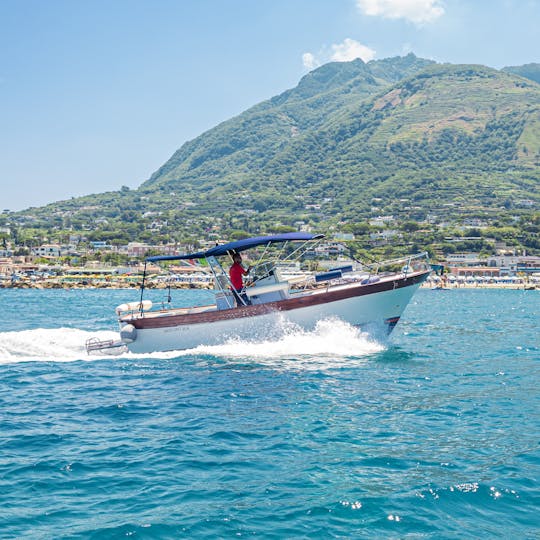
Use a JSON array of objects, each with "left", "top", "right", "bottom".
[
  {"left": 288, "top": 252, "right": 430, "bottom": 292},
  {"left": 367, "top": 252, "right": 430, "bottom": 277}
]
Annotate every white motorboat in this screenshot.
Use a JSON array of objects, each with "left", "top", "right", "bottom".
[{"left": 86, "top": 233, "right": 431, "bottom": 354}]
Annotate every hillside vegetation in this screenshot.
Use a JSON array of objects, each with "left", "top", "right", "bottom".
[{"left": 3, "top": 54, "right": 539, "bottom": 260}]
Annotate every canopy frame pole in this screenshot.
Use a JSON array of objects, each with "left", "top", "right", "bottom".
[
  {"left": 208, "top": 256, "right": 239, "bottom": 308},
  {"left": 274, "top": 241, "right": 289, "bottom": 263},
  {"left": 255, "top": 241, "right": 289, "bottom": 278},
  {"left": 283, "top": 237, "right": 322, "bottom": 262},
  {"left": 254, "top": 241, "right": 272, "bottom": 267},
  {"left": 207, "top": 257, "right": 224, "bottom": 292}
]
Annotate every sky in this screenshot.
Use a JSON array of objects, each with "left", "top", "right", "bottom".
[{"left": 0, "top": 0, "right": 538, "bottom": 211}]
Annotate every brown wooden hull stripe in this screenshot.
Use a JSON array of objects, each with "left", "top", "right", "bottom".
[{"left": 126, "top": 271, "right": 430, "bottom": 330}]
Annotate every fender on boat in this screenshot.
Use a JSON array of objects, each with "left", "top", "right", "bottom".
[
  {"left": 120, "top": 324, "right": 137, "bottom": 343},
  {"left": 116, "top": 300, "right": 152, "bottom": 315}
]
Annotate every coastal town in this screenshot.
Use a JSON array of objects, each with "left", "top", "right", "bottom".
[{"left": 1, "top": 235, "right": 539, "bottom": 289}]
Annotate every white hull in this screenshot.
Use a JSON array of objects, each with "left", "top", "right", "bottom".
[{"left": 126, "top": 277, "right": 424, "bottom": 354}]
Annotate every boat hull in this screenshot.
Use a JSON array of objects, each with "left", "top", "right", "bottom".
[{"left": 124, "top": 271, "right": 429, "bottom": 353}]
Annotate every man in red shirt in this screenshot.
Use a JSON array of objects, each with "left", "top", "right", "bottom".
[{"left": 229, "top": 252, "right": 251, "bottom": 306}]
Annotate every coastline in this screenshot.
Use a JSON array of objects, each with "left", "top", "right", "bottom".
[
  {"left": 0, "top": 278, "right": 213, "bottom": 290},
  {"left": 1, "top": 278, "right": 537, "bottom": 291}
]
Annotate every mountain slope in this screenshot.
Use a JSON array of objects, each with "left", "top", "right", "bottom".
[
  {"left": 141, "top": 60, "right": 539, "bottom": 217},
  {"left": 143, "top": 54, "right": 435, "bottom": 190},
  {"left": 264, "top": 63, "right": 539, "bottom": 219},
  {"left": 6, "top": 55, "right": 539, "bottom": 255}
]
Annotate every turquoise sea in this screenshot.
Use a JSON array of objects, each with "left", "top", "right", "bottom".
[{"left": 0, "top": 288, "right": 538, "bottom": 539}]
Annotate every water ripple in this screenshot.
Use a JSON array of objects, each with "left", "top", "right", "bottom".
[{"left": 0, "top": 289, "right": 538, "bottom": 538}]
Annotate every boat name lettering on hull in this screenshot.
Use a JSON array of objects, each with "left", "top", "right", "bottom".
[{"left": 163, "top": 326, "right": 190, "bottom": 333}]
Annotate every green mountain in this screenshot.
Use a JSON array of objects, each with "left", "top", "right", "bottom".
[
  {"left": 137, "top": 56, "right": 539, "bottom": 234},
  {"left": 4, "top": 54, "right": 540, "bottom": 256},
  {"left": 502, "top": 63, "right": 540, "bottom": 85},
  {"left": 144, "top": 54, "right": 436, "bottom": 190}
]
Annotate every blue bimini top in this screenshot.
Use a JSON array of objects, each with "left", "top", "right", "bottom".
[{"left": 145, "top": 232, "right": 324, "bottom": 262}]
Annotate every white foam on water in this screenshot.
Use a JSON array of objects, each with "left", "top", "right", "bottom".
[
  {"left": 0, "top": 328, "right": 120, "bottom": 364},
  {"left": 194, "top": 318, "right": 383, "bottom": 358},
  {"left": 0, "top": 318, "right": 386, "bottom": 368},
  {"left": 186, "top": 318, "right": 386, "bottom": 370}
]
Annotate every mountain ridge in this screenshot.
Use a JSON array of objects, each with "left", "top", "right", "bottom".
[{"left": 502, "top": 62, "right": 540, "bottom": 84}]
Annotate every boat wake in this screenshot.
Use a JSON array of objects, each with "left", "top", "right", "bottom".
[
  {"left": 0, "top": 328, "right": 120, "bottom": 364},
  {"left": 0, "top": 319, "right": 385, "bottom": 366}
]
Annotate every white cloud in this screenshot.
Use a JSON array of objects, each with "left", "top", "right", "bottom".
[
  {"left": 401, "top": 42, "right": 413, "bottom": 55},
  {"left": 302, "top": 52, "right": 319, "bottom": 70},
  {"left": 356, "top": 0, "right": 445, "bottom": 24},
  {"left": 331, "top": 38, "right": 376, "bottom": 62},
  {"left": 302, "top": 39, "right": 376, "bottom": 71}
]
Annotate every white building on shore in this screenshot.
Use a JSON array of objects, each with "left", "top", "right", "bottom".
[{"left": 31, "top": 244, "right": 63, "bottom": 258}]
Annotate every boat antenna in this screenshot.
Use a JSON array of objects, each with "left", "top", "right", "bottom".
[{"left": 139, "top": 261, "right": 147, "bottom": 313}]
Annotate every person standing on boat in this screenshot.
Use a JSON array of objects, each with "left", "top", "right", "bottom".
[{"left": 229, "top": 252, "right": 251, "bottom": 306}]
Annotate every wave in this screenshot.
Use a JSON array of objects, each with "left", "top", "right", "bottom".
[{"left": 0, "top": 319, "right": 385, "bottom": 367}]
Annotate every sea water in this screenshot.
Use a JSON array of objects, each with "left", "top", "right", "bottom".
[{"left": 0, "top": 288, "right": 538, "bottom": 538}]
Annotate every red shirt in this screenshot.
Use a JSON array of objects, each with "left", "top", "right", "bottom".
[{"left": 229, "top": 262, "right": 248, "bottom": 291}]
